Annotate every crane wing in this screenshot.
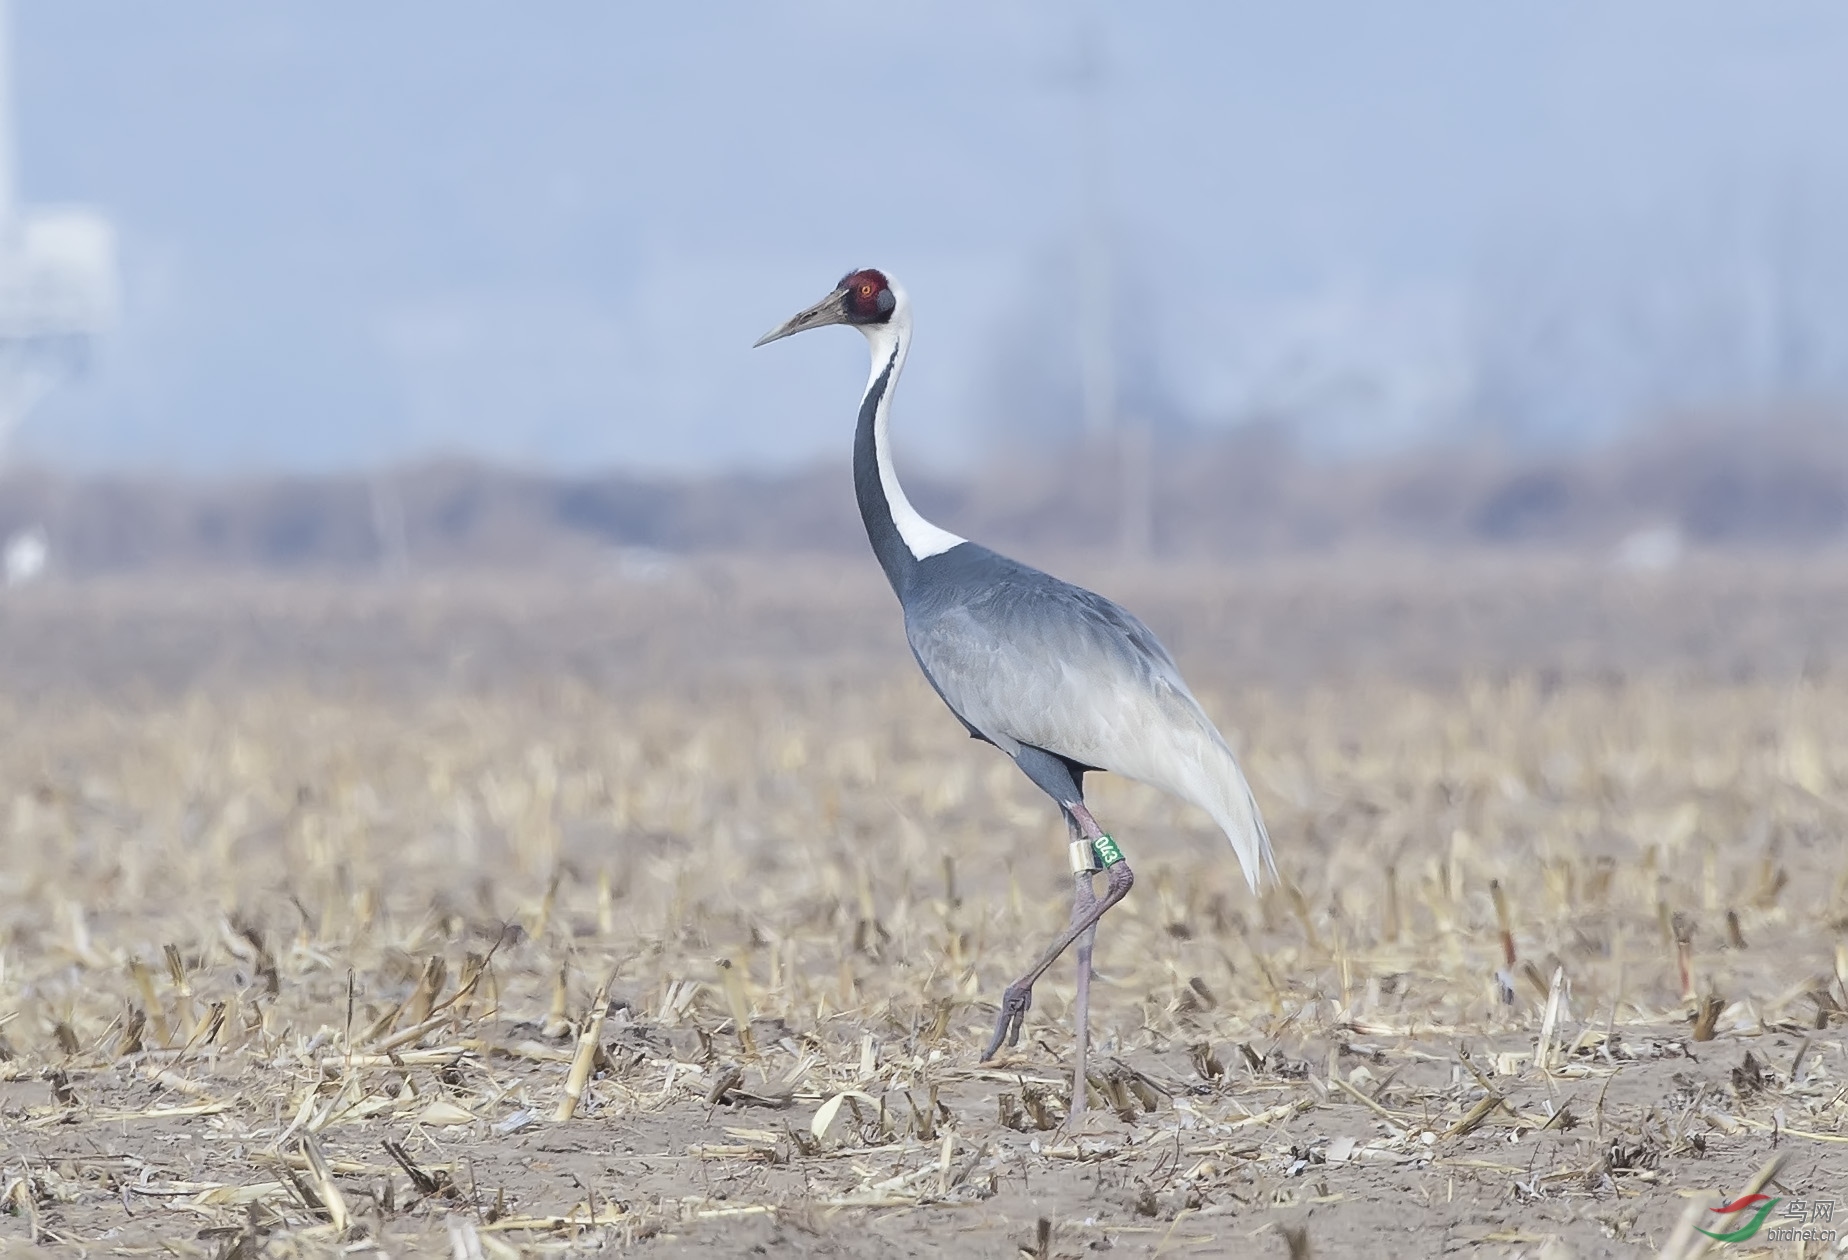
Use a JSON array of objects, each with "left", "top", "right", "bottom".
[{"left": 906, "top": 571, "right": 1274, "bottom": 889}]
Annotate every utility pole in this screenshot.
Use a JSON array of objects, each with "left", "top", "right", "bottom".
[
  {"left": 1071, "top": 3, "right": 1153, "bottom": 561},
  {"left": 1074, "top": 13, "right": 1113, "bottom": 446}
]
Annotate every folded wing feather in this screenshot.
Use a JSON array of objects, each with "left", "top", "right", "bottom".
[{"left": 907, "top": 577, "right": 1273, "bottom": 889}]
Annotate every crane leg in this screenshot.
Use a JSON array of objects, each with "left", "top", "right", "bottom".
[
  {"left": 980, "top": 802, "right": 1134, "bottom": 1128},
  {"left": 1068, "top": 867, "right": 1099, "bottom": 1126}
]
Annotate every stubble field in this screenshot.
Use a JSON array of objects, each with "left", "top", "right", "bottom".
[{"left": 3, "top": 553, "right": 1848, "bottom": 1258}]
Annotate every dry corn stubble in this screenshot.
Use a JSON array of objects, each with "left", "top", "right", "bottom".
[{"left": 1, "top": 555, "right": 1848, "bottom": 1257}]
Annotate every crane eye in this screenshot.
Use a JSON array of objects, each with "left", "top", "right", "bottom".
[{"left": 860, "top": 283, "right": 875, "bottom": 297}]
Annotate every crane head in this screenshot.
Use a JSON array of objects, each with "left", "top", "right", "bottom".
[{"left": 753, "top": 269, "right": 898, "bottom": 347}]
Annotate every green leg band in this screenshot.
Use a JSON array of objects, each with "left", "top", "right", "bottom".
[{"left": 1092, "top": 834, "right": 1125, "bottom": 868}]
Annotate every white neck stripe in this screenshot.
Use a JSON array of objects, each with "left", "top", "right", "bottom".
[{"left": 861, "top": 298, "right": 964, "bottom": 562}]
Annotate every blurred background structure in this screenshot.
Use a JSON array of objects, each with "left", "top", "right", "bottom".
[
  {"left": 0, "top": 0, "right": 113, "bottom": 582},
  {"left": 0, "top": 1, "right": 114, "bottom": 465},
  {"left": 0, "top": 1, "right": 1846, "bottom": 572}
]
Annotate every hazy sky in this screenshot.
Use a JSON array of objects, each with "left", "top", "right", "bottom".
[{"left": 13, "top": 2, "right": 1848, "bottom": 473}]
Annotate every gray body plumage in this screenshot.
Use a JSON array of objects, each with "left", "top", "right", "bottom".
[{"left": 906, "top": 542, "right": 1274, "bottom": 890}]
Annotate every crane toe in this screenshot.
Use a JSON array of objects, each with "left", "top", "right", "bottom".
[{"left": 982, "top": 984, "right": 1034, "bottom": 1060}]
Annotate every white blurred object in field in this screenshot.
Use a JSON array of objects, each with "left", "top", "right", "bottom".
[
  {"left": 0, "top": 0, "right": 117, "bottom": 464},
  {"left": 1612, "top": 524, "right": 1684, "bottom": 573},
  {"left": 4, "top": 522, "right": 46, "bottom": 585},
  {"left": 616, "top": 546, "right": 676, "bottom": 582}
]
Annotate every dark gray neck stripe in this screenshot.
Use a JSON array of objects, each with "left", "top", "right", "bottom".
[{"left": 854, "top": 343, "right": 916, "bottom": 597}]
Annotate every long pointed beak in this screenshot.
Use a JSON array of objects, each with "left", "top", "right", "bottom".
[{"left": 753, "top": 287, "right": 851, "bottom": 347}]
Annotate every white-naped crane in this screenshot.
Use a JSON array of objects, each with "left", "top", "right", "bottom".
[{"left": 756, "top": 269, "right": 1272, "bottom": 1124}]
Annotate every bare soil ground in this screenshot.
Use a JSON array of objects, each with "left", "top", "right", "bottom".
[{"left": 3, "top": 553, "right": 1848, "bottom": 1258}]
